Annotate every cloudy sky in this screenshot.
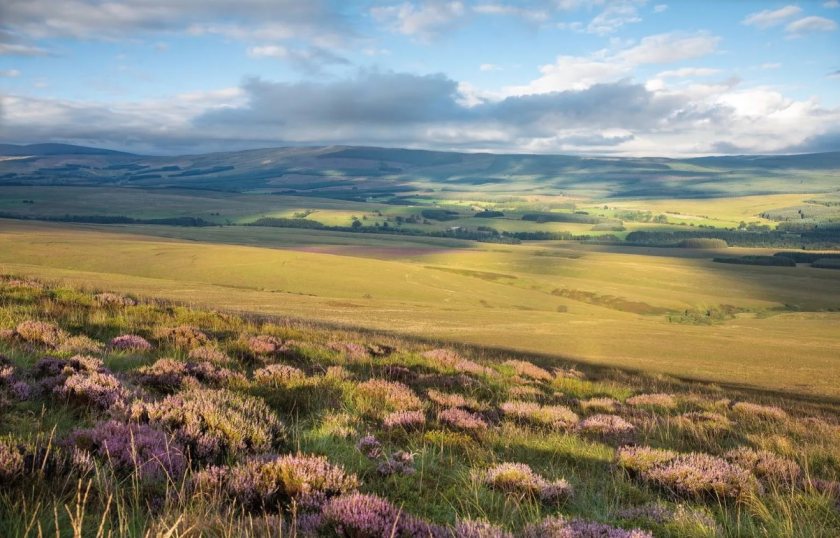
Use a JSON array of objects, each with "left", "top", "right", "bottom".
[{"left": 1, "top": 0, "right": 838, "bottom": 156}]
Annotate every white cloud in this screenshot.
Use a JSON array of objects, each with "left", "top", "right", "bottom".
[
  {"left": 653, "top": 4, "right": 668, "bottom": 13},
  {"left": 655, "top": 67, "right": 720, "bottom": 78},
  {"left": 371, "top": 1, "right": 466, "bottom": 40},
  {"left": 824, "top": 0, "right": 839, "bottom": 8},
  {"left": 760, "top": 63, "right": 781, "bottom": 70},
  {"left": 785, "top": 16, "right": 838, "bottom": 36},
  {"left": 473, "top": 3, "right": 549, "bottom": 23},
  {"left": 0, "top": 42, "right": 50, "bottom": 56},
  {"left": 0, "top": 69, "right": 22, "bottom": 77},
  {"left": 480, "top": 63, "right": 501, "bottom": 72},
  {"left": 617, "top": 32, "right": 720, "bottom": 65},
  {"left": 742, "top": 5, "right": 801, "bottom": 28},
  {"left": 586, "top": 0, "right": 645, "bottom": 36},
  {"left": 247, "top": 44, "right": 349, "bottom": 72}
]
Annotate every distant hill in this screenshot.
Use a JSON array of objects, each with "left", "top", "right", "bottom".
[
  {"left": 0, "top": 143, "right": 838, "bottom": 199},
  {"left": 0, "top": 143, "right": 135, "bottom": 157}
]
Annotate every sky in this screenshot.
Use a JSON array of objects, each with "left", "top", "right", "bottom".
[{"left": 0, "top": 0, "right": 838, "bottom": 156}]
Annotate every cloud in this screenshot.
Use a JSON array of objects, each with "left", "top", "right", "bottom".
[
  {"left": 247, "top": 44, "right": 349, "bottom": 73},
  {"left": 371, "top": 1, "right": 466, "bottom": 40},
  {"left": 473, "top": 3, "right": 549, "bottom": 23},
  {"left": 480, "top": 63, "right": 501, "bottom": 72},
  {"left": 0, "top": 30, "right": 51, "bottom": 56},
  {"left": 655, "top": 67, "right": 720, "bottom": 78},
  {"left": 760, "top": 62, "right": 781, "bottom": 70},
  {"left": 742, "top": 5, "right": 801, "bottom": 28},
  {"left": 824, "top": 0, "right": 839, "bottom": 8},
  {"left": 828, "top": 70, "right": 840, "bottom": 79},
  {"left": 586, "top": 0, "right": 645, "bottom": 35},
  {"left": 653, "top": 4, "right": 668, "bottom": 13},
  {"left": 0, "top": 69, "right": 21, "bottom": 77},
  {"left": 616, "top": 32, "right": 721, "bottom": 65},
  {"left": 785, "top": 16, "right": 838, "bottom": 36}
]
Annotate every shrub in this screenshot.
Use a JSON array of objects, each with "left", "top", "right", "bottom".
[
  {"left": 377, "top": 450, "right": 415, "bottom": 476},
  {"left": 320, "top": 493, "right": 448, "bottom": 538},
  {"left": 421, "top": 349, "right": 494, "bottom": 377},
  {"left": 579, "top": 397, "right": 619, "bottom": 413},
  {"left": 642, "top": 453, "right": 759, "bottom": 500},
  {"left": 577, "top": 414, "right": 635, "bottom": 440},
  {"left": 14, "top": 320, "right": 66, "bottom": 348},
  {"left": 55, "top": 367, "right": 127, "bottom": 409},
  {"left": 328, "top": 341, "right": 369, "bottom": 360},
  {"left": 625, "top": 393, "right": 678, "bottom": 410},
  {"left": 481, "top": 462, "right": 572, "bottom": 505},
  {"left": 674, "top": 411, "right": 732, "bottom": 433},
  {"left": 508, "top": 385, "right": 542, "bottom": 400},
  {"left": 383, "top": 410, "right": 426, "bottom": 430},
  {"left": 194, "top": 453, "right": 358, "bottom": 512},
  {"left": 354, "top": 379, "right": 423, "bottom": 418},
  {"left": 731, "top": 401, "right": 787, "bottom": 421},
  {"left": 0, "top": 438, "right": 25, "bottom": 485},
  {"left": 438, "top": 408, "right": 489, "bottom": 432},
  {"left": 58, "top": 335, "right": 104, "bottom": 355},
  {"left": 428, "top": 390, "right": 480, "bottom": 410},
  {"left": 246, "top": 335, "right": 284, "bottom": 355},
  {"left": 253, "top": 364, "right": 306, "bottom": 386},
  {"left": 500, "top": 401, "right": 579, "bottom": 429},
  {"left": 356, "top": 435, "right": 383, "bottom": 459},
  {"left": 522, "top": 516, "right": 653, "bottom": 538},
  {"left": 724, "top": 447, "right": 800, "bottom": 485},
  {"left": 138, "top": 359, "right": 245, "bottom": 392},
  {"left": 94, "top": 292, "right": 137, "bottom": 307},
  {"left": 135, "top": 388, "right": 285, "bottom": 462},
  {"left": 187, "top": 346, "right": 231, "bottom": 364},
  {"left": 70, "top": 420, "right": 186, "bottom": 482},
  {"left": 616, "top": 446, "right": 679, "bottom": 474},
  {"left": 109, "top": 334, "right": 152, "bottom": 352},
  {"left": 154, "top": 325, "right": 209, "bottom": 349},
  {"left": 502, "top": 360, "right": 553, "bottom": 381}
]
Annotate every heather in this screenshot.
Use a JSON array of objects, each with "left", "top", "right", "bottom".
[{"left": 0, "top": 276, "right": 838, "bottom": 536}]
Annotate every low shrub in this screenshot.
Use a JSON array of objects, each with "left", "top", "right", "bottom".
[
  {"left": 94, "top": 292, "right": 137, "bottom": 307},
  {"left": 70, "top": 420, "right": 186, "bottom": 482},
  {"left": 58, "top": 335, "right": 104, "bottom": 355},
  {"left": 15, "top": 320, "right": 66, "bottom": 348},
  {"left": 253, "top": 363, "right": 307, "bottom": 386},
  {"left": 138, "top": 358, "right": 245, "bottom": 392},
  {"left": 642, "top": 453, "right": 759, "bottom": 500},
  {"left": 320, "top": 493, "right": 448, "bottom": 538},
  {"left": 731, "top": 401, "right": 788, "bottom": 421},
  {"left": 187, "top": 346, "right": 231, "bottom": 364},
  {"left": 500, "top": 401, "right": 578, "bottom": 429},
  {"left": 579, "top": 397, "right": 619, "bottom": 413},
  {"left": 382, "top": 410, "right": 426, "bottom": 430},
  {"left": 109, "top": 334, "right": 152, "bottom": 352},
  {"left": 354, "top": 379, "right": 423, "bottom": 418},
  {"left": 56, "top": 369, "right": 128, "bottom": 409},
  {"left": 377, "top": 450, "right": 415, "bottom": 476},
  {"left": 522, "top": 515, "right": 653, "bottom": 538},
  {"left": 194, "top": 453, "right": 358, "bottom": 512},
  {"left": 724, "top": 447, "right": 800, "bottom": 485},
  {"left": 427, "top": 389, "right": 481, "bottom": 410},
  {"left": 625, "top": 393, "right": 678, "bottom": 410},
  {"left": 135, "top": 388, "right": 285, "bottom": 462},
  {"left": 481, "top": 462, "right": 572, "bottom": 505},
  {"left": 577, "top": 414, "right": 635, "bottom": 441},
  {"left": 356, "top": 435, "right": 383, "bottom": 459},
  {"left": 437, "top": 408, "right": 489, "bottom": 432},
  {"left": 616, "top": 446, "right": 679, "bottom": 474},
  {"left": 455, "top": 520, "right": 513, "bottom": 538},
  {"left": 502, "top": 360, "right": 553, "bottom": 381},
  {"left": 154, "top": 325, "right": 209, "bottom": 349}
]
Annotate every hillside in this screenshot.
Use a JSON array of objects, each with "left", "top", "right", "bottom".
[{"left": 1, "top": 275, "right": 838, "bottom": 536}]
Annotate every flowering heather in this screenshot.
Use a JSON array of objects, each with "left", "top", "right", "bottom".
[
  {"left": 377, "top": 450, "right": 416, "bottom": 476},
  {"left": 437, "top": 408, "right": 489, "bottom": 432},
  {"left": 615, "top": 504, "right": 674, "bottom": 524},
  {"left": 14, "top": 320, "right": 67, "bottom": 348},
  {"left": 421, "top": 348, "right": 494, "bottom": 377},
  {"left": 522, "top": 516, "right": 653, "bottom": 538},
  {"left": 642, "top": 453, "right": 759, "bottom": 500},
  {"left": 731, "top": 401, "right": 788, "bottom": 421},
  {"left": 109, "top": 334, "right": 152, "bottom": 352},
  {"left": 328, "top": 341, "right": 369, "bottom": 360},
  {"left": 502, "top": 359, "right": 553, "bottom": 381},
  {"left": 70, "top": 420, "right": 186, "bottom": 482},
  {"left": 507, "top": 385, "right": 543, "bottom": 400},
  {"left": 355, "top": 379, "right": 423, "bottom": 417},
  {"left": 553, "top": 367, "right": 586, "bottom": 380},
  {"left": 481, "top": 462, "right": 573, "bottom": 505},
  {"left": 577, "top": 414, "right": 635, "bottom": 440},
  {"left": 55, "top": 369, "right": 127, "bottom": 409},
  {"left": 246, "top": 334, "right": 283, "bottom": 355},
  {"left": 320, "top": 493, "right": 448, "bottom": 538},
  {"left": 0, "top": 438, "right": 25, "bottom": 485},
  {"left": 138, "top": 358, "right": 245, "bottom": 392},
  {"left": 616, "top": 445, "right": 679, "bottom": 474},
  {"left": 195, "top": 453, "right": 358, "bottom": 511},
  {"left": 675, "top": 411, "right": 732, "bottom": 433},
  {"left": 427, "top": 389, "right": 482, "bottom": 410},
  {"left": 500, "top": 401, "right": 579, "bottom": 429},
  {"left": 724, "top": 447, "right": 800, "bottom": 485},
  {"left": 579, "top": 397, "right": 619, "bottom": 413},
  {"left": 58, "top": 335, "right": 104, "bottom": 355},
  {"left": 454, "top": 519, "right": 513, "bottom": 538},
  {"left": 383, "top": 410, "right": 426, "bottom": 430},
  {"left": 187, "top": 346, "right": 231, "bottom": 364},
  {"left": 325, "top": 365, "right": 351, "bottom": 381},
  {"left": 356, "top": 435, "right": 383, "bottom": 459},
  {"left": 154, "top": 325, "right": 209, "bottom": 349},
  {"left": 136, "top": 388, "right": 285, "bottom": 462},
  {"left": 93, "top": 292, "right": 137, "bottom": 307},
  {"left": 625, "top": 393, "right": 678, "bottom": 410},
  {"left": 253, "top": 363, "right": 306, "bottom": 386},
  {"left": 0, "top": 363, "right": 30, "bottom": 401}
]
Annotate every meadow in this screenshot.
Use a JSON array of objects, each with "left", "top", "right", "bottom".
[{"left": 0, "top": 275, "right": 838, "bottom": 537}]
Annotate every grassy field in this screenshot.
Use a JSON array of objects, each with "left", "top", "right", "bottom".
[{"left": 2, "top": 219, "right": 839, "bottom": 399}]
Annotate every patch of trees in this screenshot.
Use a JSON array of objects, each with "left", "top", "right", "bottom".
[
  {"left": 521, "top": 212, "right": 600, "bottom": 224},
  {"left": 474, "top": 210, "right": 505, "bottom": 218},
  {"left": 248, "top": 217, "right": 326, "bottom": 229},
  {"left": 677, "top": 238, "right": 728, "bottom": 249},
  {"left": 0, "top": 213, "right": 214, "bottom": 227},
  {"left": 712, "top": 256, "right": 796, "bottom": 267},
  {"left": 625, "top": 229, "right": 840, "bottom": 249},
  {"left": 420, "top": 209, "right": 461, "bottom": 221},
  {"left": 772, "top": 252, "right": 840, "bottom": 263}
]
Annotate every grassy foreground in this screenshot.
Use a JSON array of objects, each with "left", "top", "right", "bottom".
[{"left": 0, "top": 275, "right": 839, "bottom": 537}]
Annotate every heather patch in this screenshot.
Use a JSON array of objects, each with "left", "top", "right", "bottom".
[
  {"left": 134, "top": 388, "right": 285, "bottom": 462},
  {"left": 354, "top": 379, "right": 423, "bottom": 418},
  {"left": 577, "top": 414, "right": 635, "bottom": 441},
  {"left": 640, "top": 452, "right": 760, "bottom": 500},
  {"left": 438, "top": 408, "right": 489, "bottom": 432},
  {"left": 154, "top": 325, "right": 209, "bottom": 349},
  {"left": 427, "top": 389, "right": 482, "bottom": 410},
  {"left": 455, "top": 519, "right": 513, "bottom": 538},
  {"left": 329, "top": 341, "right": 369, "bottom": 361},
  {"left": 187, "top": 346, "right": 232, "bottom": 364},
  {"left": 731, "top": 401, "right": 788, "bottom": 421},
  {"left": 56, "top": 369, "right": 128, "bottom": 409},
  {"left": 377, "top": 450, "right": 416, "bottom": 476},
  {"left": 507, "top": 385, "right": 543, "bottom": 400},
  {"left": 14, "top": 320, "right": 67, "bottom": 348},
  {"left": 253, "top": 363, "right": 307, "bottom": 387},
  {"left": 382, "top": 410, "right": 426, "bottom": 430},
  {"left": 94, "top": 292, "right": 137, "bottom": 307},
  {"left": 138, "top": 358, "right": 245, "bottom": 392},
  {"left": 421, "top": 348, "right": 494, "bottom": 377},
  {"left": 724, "top": 447, "right": 800, "bottom": 485},
  {"left": 70, "top": 420, "right": 186, "bottom": 482},
  {"left": 194, "top": 453, "right": 358, "bottom": 512},
  {"left": 626, "top": 393, "right": 678, "bottom": 410},
  {"left": 502, "top": 360, "right": 553, "bottom": 381},
  {"left": 579, "top": 397, "right": 619, "bottom": 413},
  {"left": 480, "top": 462, "right": 573, "bottom": 505},
  {"left": 58, "top": 335, "right": 104, "bottom": 355},
  {"left": 245, "top": 334, "right": 284, "bottom": 356},
  {"left": 500, "top": 401, "right": 579, "bottom": 429},
  {"left": 110, "top": 334, "right": 152, "bottom": 352},
  {"left": 319, "top": 493, "right": 448, "bottom": 538},
  {"left": 617, "top": 445, "right": 679, "bottom": 474},
  {"left": 522, "top": 515, "right": 653, "bottom": 538},
  {"left": 674, "top": 411, "right": 732, "bottom": 432}
]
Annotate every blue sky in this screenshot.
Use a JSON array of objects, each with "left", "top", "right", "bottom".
[{"left": 0, "top": 0, "right": 838, "bottom": 155}]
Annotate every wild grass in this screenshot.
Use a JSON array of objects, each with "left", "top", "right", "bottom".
[{"left": 0, "top": 275, "right": 838, "bottom": 536}]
